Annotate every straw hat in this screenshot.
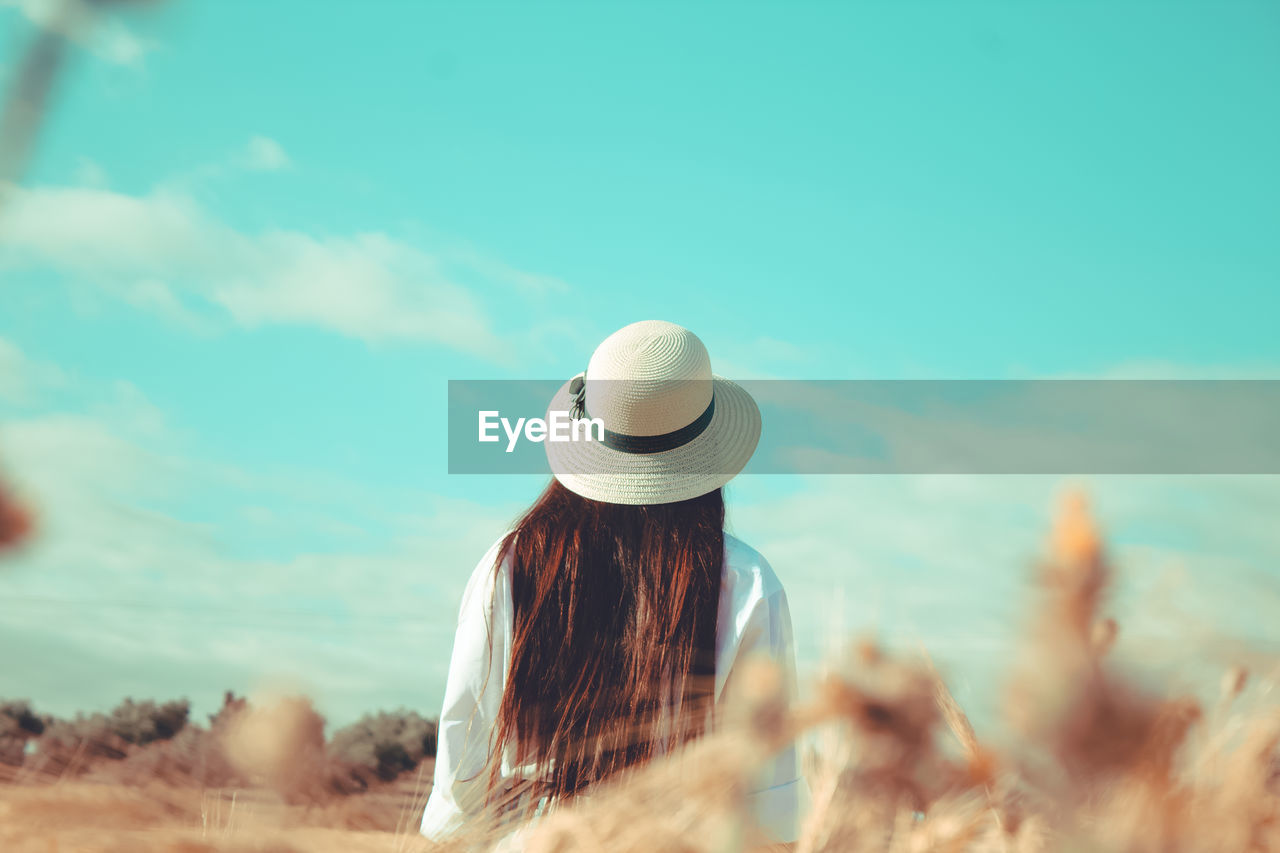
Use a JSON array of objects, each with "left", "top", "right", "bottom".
[{"left": 545, "top": 320, "right": 761, "bottom": 505}]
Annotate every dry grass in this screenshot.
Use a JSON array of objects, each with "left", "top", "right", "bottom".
[
  {"left": 2, "top": 491, "right": 1278, "bottom": 852},
  {"left": 0, "top": 772, "right": 440, "bottom": 853}
]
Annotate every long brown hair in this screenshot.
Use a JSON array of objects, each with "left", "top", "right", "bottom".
[{"left": 488, "top": 479, "right": 725, "bottom": 803}]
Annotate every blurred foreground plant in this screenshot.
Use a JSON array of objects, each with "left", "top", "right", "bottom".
[
  {"left": 499, "top": 492, "right": 1280, "bottom": 853},
  {"left": 0, "top": 0, "right": 164, "bottom": 198},
  {"left": 0, "top": 481, "right": 32, "bottom": 552}
]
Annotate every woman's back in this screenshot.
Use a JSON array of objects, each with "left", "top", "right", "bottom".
[{"left": 420, "top": 525, "right": 801, "bottom": 842}]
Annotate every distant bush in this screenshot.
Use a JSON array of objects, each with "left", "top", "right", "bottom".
[
  {"left": 329, "top": 709, "right": 438, "bottom": 785},
  {"left": 25, "top": 698, "right": 191, "bottom": 777},
  {"left": 0, "top": 700, "right": 45, "bottom": 737},
  {"left": 103, "top": 698, "right": 191, "bottom": 746},
  {"left": 87, "top": 725, "right": 249, "bottom": 789},
  {"left": 0, "top": 700, "right": 49, "bottom": 767},
  {"left": 83, "top": 692, "right": 247, "bottom": 789}
]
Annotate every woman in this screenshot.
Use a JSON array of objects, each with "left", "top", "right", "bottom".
[{"left": 421, "top": 320, "right": 802, "bottom": 846}]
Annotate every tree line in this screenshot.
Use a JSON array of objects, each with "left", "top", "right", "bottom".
[{"left": 0, "top": 693, "right": 438, "bottom": 794}]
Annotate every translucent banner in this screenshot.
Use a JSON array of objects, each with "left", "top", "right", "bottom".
[{"left": 447, "top": 380, "right": 1280, "bottom": 474}]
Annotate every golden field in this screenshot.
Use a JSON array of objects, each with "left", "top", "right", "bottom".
[{"left": 0, "top": 492, "right": 1277, "bottom": 852}]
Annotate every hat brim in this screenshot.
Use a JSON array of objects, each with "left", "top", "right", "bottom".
[{"left": 544, "top": 375, "right": 761, "bottom": 505}]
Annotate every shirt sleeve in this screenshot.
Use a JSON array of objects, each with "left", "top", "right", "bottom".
[
  {"left": 421, "top": 541, "right": 512, "bottom": 840},
  {"left": 718, "top": 580, "right": 807, "bottom": 845}
]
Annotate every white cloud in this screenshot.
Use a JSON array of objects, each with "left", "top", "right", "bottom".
[
  {"left": 0, "top": 336, "right": 65, "bottom": 404},
  {"left": 241, "top": 136, "right": 291, "bottom": 172},
  {"left": 0, "top": 350, "right": 521, "bottom": 723},
  {"left": 95, "top": 19, "right": 152, "bottom": 69},
  {"left": 729, "top": 472, "right": 1280, "bottom": 727},
  {"left": 74, "top": 157, "right": 109, "bottom": 188},
  {"left": 2, "top": 0, "right": 157, "bottom": 69},
  {"left": 0, "top": 184, "right": 566, "bottom": 360},
  {"left": 212, "top": 231, "right": 499, "bottom": 348},
  {"left": 118, "top": 279, "right": 215, "bottom": 332}
]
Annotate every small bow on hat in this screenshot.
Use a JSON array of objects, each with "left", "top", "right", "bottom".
[{"left": 569, "top": 374, "right": 587, "bottom": 420}]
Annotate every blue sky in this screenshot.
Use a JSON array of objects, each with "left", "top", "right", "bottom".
[{"left": 0, "top": 0, "right": 1278, "bottom": 730}]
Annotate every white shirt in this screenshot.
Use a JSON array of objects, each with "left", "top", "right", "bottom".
[{"left": 420, "top": 532, "right": 804, "bottom": 844}]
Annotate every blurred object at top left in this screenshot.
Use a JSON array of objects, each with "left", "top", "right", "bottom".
[
  {"left": 0, "top": 479, "right": 33, "bottom": 552},
  {"left": 0, "top": 0, "right": 165, "bottom": 197}
]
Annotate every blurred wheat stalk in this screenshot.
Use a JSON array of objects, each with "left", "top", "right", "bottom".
[
  {"left": 0, "top": 0, "right": 160, "bottom": 199},
  {"left": 510, "top": 492, "right": 1279, "bottom": 853}
]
